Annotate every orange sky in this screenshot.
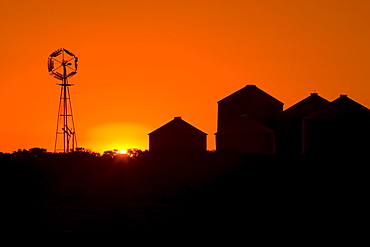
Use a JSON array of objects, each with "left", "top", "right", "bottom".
[{"left": 1, "top": 0, "right": 370, "bottom": 153}]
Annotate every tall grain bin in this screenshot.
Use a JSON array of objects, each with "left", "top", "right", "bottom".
[
  {"left": 148, "top": 117, "right": 207, "bottom": 152},
  {"left": 303, "top": 95, "right": 370, "bottom": 154},
  {"left": 217, "top": 85, "right": 283, "bottom": 132},
  {"left": 278, "top": 93, "right": 330, "bottom": 154},
  {"left": 216, "top": 115, "right": 275, "bottom": 154}
]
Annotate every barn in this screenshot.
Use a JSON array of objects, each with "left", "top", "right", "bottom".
[{"left": 148, "top": 117, "right": 207, "bottom": 152}]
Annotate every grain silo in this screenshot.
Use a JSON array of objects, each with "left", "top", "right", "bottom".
[
  {"left": 216, "top": 115, "right": 275, "bottom": 154},
  {"left": 148, "top": 117, "right": 207, "bottom": 152},
  {"left": 217, "top": 85, "right": 283, "bottom": 132},
  {"left": 303, "top": 95, "right": 370, "bottom": 154},
  {"left": 277, "top": 93, "right": 330, "bottom": 154}
]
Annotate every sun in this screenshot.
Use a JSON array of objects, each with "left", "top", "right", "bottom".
[{"left": 116, "top": 150, "right": 128, "bottom": 154}]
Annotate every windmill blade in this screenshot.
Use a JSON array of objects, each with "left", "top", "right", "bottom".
[
  {"left": 67, "top": 71, "right": 77, "bottom": 78},
  {"left": 50, "top": 48, "right": 62, "bottom": 57},
  {"left": 53, "top": 74, "right": 64, "bottom": 80},
  {"left": 63, "top": 49, "right": 75, "bottom": 57},
  {"left": 52, "top": 71, "right": 64, "bottom": 80},
  {"left": 48, "top": 58, "right": 54, "bottom": 72},
  {"left": 52, "top": 71, "right": 63, "bottom": 77}
]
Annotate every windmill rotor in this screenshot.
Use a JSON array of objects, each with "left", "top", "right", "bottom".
[{"left": 48, "top": 48, "right": 78, "bottom": 80}]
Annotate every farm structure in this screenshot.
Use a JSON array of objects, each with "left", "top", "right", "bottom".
[{"left": 148, "top": 117, "right": 207, "bottom": 152}]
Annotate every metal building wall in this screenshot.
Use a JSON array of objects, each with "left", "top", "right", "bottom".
[
  {"left": 303, "top": 95, "right": 370, "bottom": 154},
  {"left": 149, "top": 134, "right": 206, "bottom": 152},
  {"left": 277, "top": 93, "right": 330, "bottom": 154},
  {"left": 216, "top": 115, "right": 276, "bottom": 154},
  {"left": 149, "top": 117, "right": 207, "bottom": 152},
  {"left": 217, "top": 85, "right": 283, "bottom": 132}
]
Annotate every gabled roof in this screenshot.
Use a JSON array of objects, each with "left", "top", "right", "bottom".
[
  {"left": 304, "top": 95, "right": 370, "bottom": 120},
  {"left": 218, "top": 85, "right": 283, "bottom": 105},
  {"left": 283, "top": 93, "right": 330, "bottom": 116},
  {"left": 216, "top": 115, "right": 274, "bottom": 135},
  {"left": 149, "top": 117, "right": 207, "bottom": 135}
]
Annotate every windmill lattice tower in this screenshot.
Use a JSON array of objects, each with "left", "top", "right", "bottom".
[{"left": 48, "top": 48, "right": 78, "bottom": 153}]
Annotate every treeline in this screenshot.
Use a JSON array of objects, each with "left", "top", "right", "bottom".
[
  {"left": 1, "top": 148, "right": 366, "bottom": 232},
  {"left": 2, "top": 148, "right": 246, "bottom": 200},
  {"left": 2, "top": 147, "right": 367, "bottom": 200}
]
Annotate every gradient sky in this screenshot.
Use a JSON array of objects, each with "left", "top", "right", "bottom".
[{"left": 1, "top": 0, "right": 370, "bottom": 153}]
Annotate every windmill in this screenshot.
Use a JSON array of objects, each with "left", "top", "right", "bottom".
[{"left": 48, "top": 48, "right": 78, "bottom": 153}]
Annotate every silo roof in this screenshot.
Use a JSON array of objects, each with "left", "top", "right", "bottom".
[
  {"left": 283, "top": 93, "right": 330, "bottom": 116},
  {"left": 304, "top": 95, "right": 370, "bottom": 120},
  {"left": 216, "top": 115, "right": 274, "bottom": 135},
  {"left": 149, "top": 117, "right": 207, "bottom": 135},
  {"left": 217, "top": 85, "right": 283, "bottom": 105}
]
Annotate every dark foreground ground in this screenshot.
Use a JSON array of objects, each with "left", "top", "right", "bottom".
[{"left": 1, "top": 151, "right": 367, "bottom": 235}]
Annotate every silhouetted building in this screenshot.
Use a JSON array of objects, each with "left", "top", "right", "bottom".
[
  {"left": 148, "top": 117, "right": 207, "bottom": 152},
  {"left": 303, "top": 94, "right": 370, "bottom": 154},
  {"left": 277, "top": 93, "right": 330, "bottom": 154},
  {"left": 217, "top": 85, "right": 283, "bottom": 132},
  {"left": 216, "top": 115, "right": 275, "bottom": 154}
]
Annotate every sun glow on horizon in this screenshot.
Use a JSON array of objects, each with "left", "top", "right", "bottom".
[{"left": 79, "top": 122, "right": 152, "bottom": 154}]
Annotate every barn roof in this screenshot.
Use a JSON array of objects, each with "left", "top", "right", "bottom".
[
  {"left": 283, "top": 93, "right": 330, "bottom": 116},
  {"left": 304, "top": 95, "right": 370, "bottom": 120},
  {"left": 149, "top": 117, "right": 207, "bottom": 135},
  {"left": 216, "top": 115, "right": 274, "bottom": 135},
  {"left": 217, "top": 85, "right": 283, "bottom": 105}
]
